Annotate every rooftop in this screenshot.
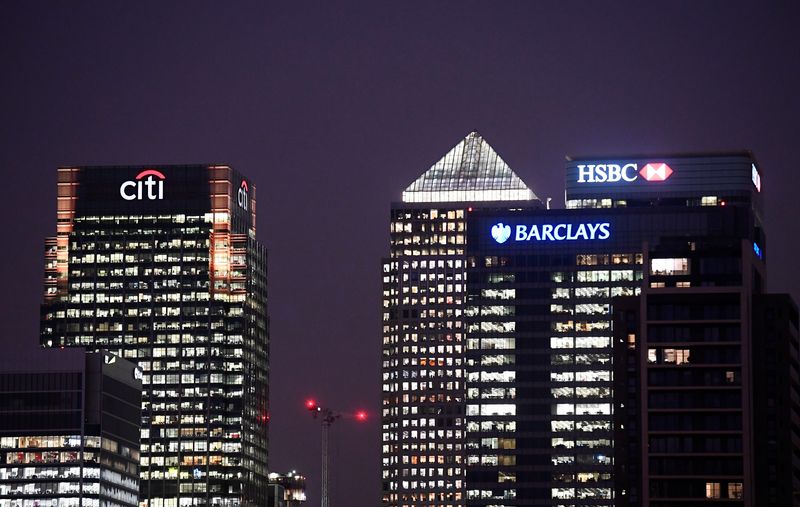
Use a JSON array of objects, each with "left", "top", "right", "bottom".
[{"left": 402, "top": 131, "right": 537, "bottom": 203}]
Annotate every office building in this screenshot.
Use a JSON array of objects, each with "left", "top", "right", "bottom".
[
  {"left": 0, "top": 350, "right": 142, "bottom": 507},
  {"left": 381, "top": 132, "right": 540, "bottom": 506},
  {"left": 613, "top": 272, "right": 800, "bottom": 506},
  {"left": 382, "top": 133, "right": 784, "bottom": 506},
  {"left": 267, "top": 471, "right": 306, "bottom": 507},
  {"left": 40, "top": 165, "right": 269, "bottom": 507},
  {"left": 751, "top": 295, "right": 800, "bottom": 505}
]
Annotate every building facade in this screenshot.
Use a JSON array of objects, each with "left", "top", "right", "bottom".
[
  {"left": 40, "top": 165, "right": 269, "bottom": 507},
  {"left": 0, "top": 351, "right": 142, "bottom": 507},
  {"left": 381, "top": 132, "right": 540, "bottom": 506},
  {"left": 751, "top": 294, "right": 800, "bottom": 505},
  {"left": 382, "top": 134, "right": 779, "bottom": 506},
  {"left": 613, "top": 270, "right": 800, "bottom": 506}
]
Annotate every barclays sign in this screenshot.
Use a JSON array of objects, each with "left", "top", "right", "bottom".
[{"left": 491, "top": 222, "right": 611, "bottom": 244}]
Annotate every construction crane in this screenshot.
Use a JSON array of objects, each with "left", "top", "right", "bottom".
[{"left": 306, "top": 399, "right": 367, "bottom": 507}]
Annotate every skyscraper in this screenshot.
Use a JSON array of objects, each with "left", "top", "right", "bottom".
[
  {"left": 382, "top": 134, "right": 787, "bottom": 506},
  {"left": 40, "top": 165, "right": 269, "bottom": 507},
  {"left": 381, "top": 132, "right": 540, "bottom": 506}
]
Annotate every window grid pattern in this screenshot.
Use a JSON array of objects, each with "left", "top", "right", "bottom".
[
  {"left": 40, "top": 167, "right": 269, "bottom": 507},
  {"left": 382, "top": 208, "right": 467, "bottom": 507}
]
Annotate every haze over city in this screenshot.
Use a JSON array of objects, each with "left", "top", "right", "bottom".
[{"left": 2, "top": 2, "right": 799, "bottom": 506}]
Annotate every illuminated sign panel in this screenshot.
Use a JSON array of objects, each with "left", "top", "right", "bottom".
[
  {"left": 237, "top": 180, "right": 249, "bottom": 210},
  {"left": 753, "top": 242, "right": 763, "bottom": 259},
  {"left": 576, "top": 162, "right": 673, "bottom": 183},
  {"left": 491, "top": 221, "right": 611, "bottom": 243},
  {"left": 639, "top": 162, "right": 673, "bottom": 181},
  {"left": 120, "top": 169, "right": 166, "bottom": 201}
]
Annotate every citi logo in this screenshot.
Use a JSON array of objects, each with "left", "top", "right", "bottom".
[
  {"left": 491, "top": 223, "right": 511, "bottom": 244},
  {"left": 577, "top": 162, "right": 673, "bottom": 183},
  {"left": 120, "top": 169, "right": 165, "bottom": 201},
  {"left": 237, "top": 180, "right": 249, "bottom": 210}
]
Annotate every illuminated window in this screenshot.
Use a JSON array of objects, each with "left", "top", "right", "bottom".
[
  {"left": 650, "top": 258, "right": 690, "bottom": 276},
  {"left": 706, "top": 482, "right": 721, "bottom": 499},
  {"left": 663, "top": 348, "right": 691, "bottom": 365},
  {"left": 728, "top": 482, "right": 743, "bottom": 499},
  {"left": 575, "top": 336, "right": 609, "bottom": 348}
]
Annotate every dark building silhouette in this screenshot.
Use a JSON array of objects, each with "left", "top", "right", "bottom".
[
  {"left": 752, "top": 295, "right": 800, "bottom": 505},
  {"left": 0, "top": 350, "right": 142, "bottom": 506},
  {"left": 614, "top": 272, "right": 799, "bottom": 505}
]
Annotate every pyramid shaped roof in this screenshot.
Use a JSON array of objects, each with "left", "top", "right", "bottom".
[{"left": 402, "top": 131, "right": 537, "bottom": 203}]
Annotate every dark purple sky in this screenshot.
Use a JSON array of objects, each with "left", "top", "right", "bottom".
[{"left": 2, "top": 2, "right": 799, "bottom": 506}]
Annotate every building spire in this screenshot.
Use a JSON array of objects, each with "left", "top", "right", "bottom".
[{"left": 402, "top": 131, "right": 538, "bottom": 203}]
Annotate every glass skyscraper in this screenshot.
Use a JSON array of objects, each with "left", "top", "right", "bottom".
[
  {"left": 40, "top": 165, "right": 269, "bottom": 507},
  {"left": 382, "top": 134, "right": 775, "bottom": 506},
  {"left": 381, "top": 132, "right": 540, "bottom": 506}
]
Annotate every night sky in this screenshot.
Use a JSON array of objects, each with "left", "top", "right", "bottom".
[{"left": 2, "top": 2, "right": 799, "bottom": 506}]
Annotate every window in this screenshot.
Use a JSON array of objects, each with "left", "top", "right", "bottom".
[
  {"left": 663, "top": 348, "right": 691, "bottom": 365},
  {"left": 728, "top": 482, "right": 743, "bottom": 499},
  {"left": 650, "top": 258, "right": 690, "bottom": 276},
  {"left": 706, "top": 482, "right": 721, "bottom": 499}
]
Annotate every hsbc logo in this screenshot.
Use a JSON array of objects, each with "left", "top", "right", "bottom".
[
  {"left": 577, "top": 162, "right": 674, "bottom": 183},
  {"left": 237, "top": 180, "right": 249, "bottom": 210},
  {"left": 120, "top": 169, "right": 165, "bottom": 200},
  {"left": 639, "top": 163, "right": 673, "bottom": 181}
]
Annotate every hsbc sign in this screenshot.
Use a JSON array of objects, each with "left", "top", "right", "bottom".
[{"left": 577, "top": 162, "right": 674, "bottom": 183}]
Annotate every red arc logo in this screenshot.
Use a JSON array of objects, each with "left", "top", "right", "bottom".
[{"left": 135, "top": 169, "right": 166, "bottom": 180}]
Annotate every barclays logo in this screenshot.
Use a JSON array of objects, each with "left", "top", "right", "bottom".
[
  {"left": 490, "top": 221, "right": 612, "bottom": 244},
  {"left": 491, "top": 223, "right": 512, "bottom": 244}
]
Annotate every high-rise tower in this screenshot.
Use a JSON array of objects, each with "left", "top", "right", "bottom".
[
  {"left": 381, "top": 132, "right": 540, "bottom": 506},
  {"left": 40, "top": 165, "right": 269, "bottom": 507},
  {"left": 383, "top": 135, "right": 791, "bottom": 507}
]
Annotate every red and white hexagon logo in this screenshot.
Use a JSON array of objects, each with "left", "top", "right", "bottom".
[{"left": 639, "top": 163, "right": 673, "bottom": 182}]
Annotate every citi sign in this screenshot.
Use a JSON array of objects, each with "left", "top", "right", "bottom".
[
  {"left": 120, "top": 169, "right": 165, "bottom": 201},
  {"left": 577, "top": 162, "right": 673, "bottom": 183},
  {"left": 491, "top": 222, "right": 611, "bottom": 244},
  {"left": 237, "top": 180, "right": 249, "bottom": 210}
]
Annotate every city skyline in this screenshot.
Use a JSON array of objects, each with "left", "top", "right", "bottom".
[
  {"left": 2, "top": 3, "right": 800, "bottom": 506},
  {"left": 380, "top": 134, "right": 785, "bottom": 506}
]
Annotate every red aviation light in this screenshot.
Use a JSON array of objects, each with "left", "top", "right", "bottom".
[
  {"left": 355, "top": 410, "right": 368, "bottom": 422},
  {"left": 305, "top": 399, "right": 318, "bottom": 411},
  {"left": 639, "top": 163, "right": 673, "bottom": 182}
]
